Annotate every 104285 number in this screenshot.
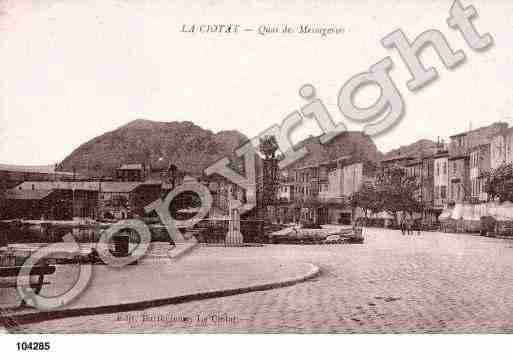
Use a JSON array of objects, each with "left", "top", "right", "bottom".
[{"left": 16, "top": 342, "right": 50, "bottom": 351}]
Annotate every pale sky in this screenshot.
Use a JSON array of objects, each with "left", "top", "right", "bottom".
[{"left": 1, "top": 0, "right": 512, "bottom": 165}]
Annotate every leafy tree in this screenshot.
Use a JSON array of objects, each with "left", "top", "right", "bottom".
[
  {"left": 259, "top": 135, "right": 279, "bottom": 160},
  {"left": 375, "top": 166, "right": 423, "bottom": 220},
  {"left": 349, "top": 183, "right": 382, "bottom": 218},
  {"left": 484, "top": 163, "right": 513, "bottom": 203}
]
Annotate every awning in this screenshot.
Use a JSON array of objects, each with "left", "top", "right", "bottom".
[
  {"left": 177, "top": 207, "right": 201, "bottom": 214},
  {"left": 439, "top": 202, "right": 513, "bottom": 222}
]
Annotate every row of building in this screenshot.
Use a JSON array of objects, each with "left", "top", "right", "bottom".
[
  {"left": 389, "top": 122, "right": 511, "bottom": 221},
  {"left": 273, "top": 121, "right": 513, "bottom": 226},
  {"left": 0, "top": 163, "right": 244, "bottom": 222},
  {"left": 3, "top": 121, "right": 513, "bottom": 225}
]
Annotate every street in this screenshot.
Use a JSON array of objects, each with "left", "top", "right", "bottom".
[{"left": 16, "top": 228, "right": 513, "bottom": 333}]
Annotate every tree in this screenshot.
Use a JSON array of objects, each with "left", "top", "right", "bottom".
[
  {"left": 259, "top": 136, "right": 280, "bottom": 208},
  {"left": 259, "top": 135, "right": 279, "bottom": 160},
  {"left": 484, "top": 163, "right": 513, "bottom": 203},
  {"left": 349, "top": 183, "right": 382, "bottom": 218},
  {"left": 375, "top": 166, "right": 423, "bottom": 220}
]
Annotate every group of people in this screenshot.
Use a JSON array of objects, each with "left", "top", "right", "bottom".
[{"left": 400, "top": 218, "right": 422, "bottom": 235}]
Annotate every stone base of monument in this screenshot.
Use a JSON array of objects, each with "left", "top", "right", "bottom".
[
  {"left": 225, "top": 230, "right": 244, "bottom": 247},
  {"left": 225, "top": 197, "right": 244, "bottom": 247},
  {"left": 144, "top": 241, "right": 198, "bottom": 262},
  {"left": 167, "top": 242, "right": 198, "bottom": 260}
]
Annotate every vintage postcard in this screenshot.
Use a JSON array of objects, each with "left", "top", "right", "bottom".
[{"left": 1, "top": 0, "right": 513, "bottom": 350}]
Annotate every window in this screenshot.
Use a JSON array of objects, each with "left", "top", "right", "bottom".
[
  {"left": 453, "top": 162, "right": 457, "bottom": 174},
  {"left": 436, "top": 163, "right": 440, "bottom": 176},
  {"left": 443, "top": 162, "right": 447, "bottom": 174},
  {"left": 441, "top": 185, "right": 446, "bottom": 199}
]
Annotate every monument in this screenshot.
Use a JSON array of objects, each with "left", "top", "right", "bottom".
[{"left": 225, "top": 196, "right": 243, "bottom": 246}]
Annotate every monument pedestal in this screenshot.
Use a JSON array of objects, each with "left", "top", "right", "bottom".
[{"left": 226, "top": 198, "right": 243, "bottom": 246}]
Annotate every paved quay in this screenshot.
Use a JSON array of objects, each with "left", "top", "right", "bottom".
[
  {"left": 1, "top": 244, "right": 318, "bottom": 327},
  {"left": 14, "top": 228, "right": 513, "bottom": 333}
]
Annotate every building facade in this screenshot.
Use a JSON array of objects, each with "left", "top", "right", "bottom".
[
  {"left": 0, "top": 164, "right": 74, "bottom": 193},
  {"left": 115, "top": 164, "right": 148, "bottom": 182},
  {"left": 469, "top": 143, "right": 490, "bottom": 203},
  {"left": 490, "top": 127, "right": 513, "bottom": 170},
  {"left": 448, "top": 155, "right": 470, "bottom": 204},
  {"left": 433, "top": 150, "right": 449, "bottom": 209},
  {"left": 445, "top": 122, "right": 506, "bottom": 205},
  {"left": 10, "top": 181, "right": 161, "bottom": 221},
  {"left": 279, "top": 157, "right": 366, "bottom": 225},
  {"left": 448, "top": 122, "right": 508, "bottom": 159}
]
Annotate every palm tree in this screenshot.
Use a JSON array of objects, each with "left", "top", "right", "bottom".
[
  {"left": 168, "top": 163, "right": 178, "bottom": 190},
  {"left": 259, "top": 135, "right": 279, "bottom": 160}
]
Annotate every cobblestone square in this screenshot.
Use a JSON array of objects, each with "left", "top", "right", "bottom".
[{"left": 17, "top": 228, "right": 513, "bottom": 333}]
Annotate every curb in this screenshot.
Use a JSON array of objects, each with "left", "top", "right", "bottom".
[
  {"left": 168, "top": 242, "right": 199, "bottom": 261},
  {"left": 1, "top": 263, "right": 321, "bottom": 328},
  {"left": 199, "top": 243, "right": 265, "bottom": 247}
]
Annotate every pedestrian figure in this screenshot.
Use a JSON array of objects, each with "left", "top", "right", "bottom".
[
  {"left": 406, "top": 218, "right": 412, "bottom": 235},
  {"left": 400, "top": 218, "right": 405, "bottom": 235},
  {"left": 412, "top": 219, "right": 419, "bottom": 235}
]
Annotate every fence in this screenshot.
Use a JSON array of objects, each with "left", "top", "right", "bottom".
[
  {"left": 194, "top": 219, "right": 265, "bottom": 244},
  {"left": 0, "top": 248, "right": 27, "bottom": 267},
  {"left": 0, "top": 219, "right": 266, "bottom": 246}
]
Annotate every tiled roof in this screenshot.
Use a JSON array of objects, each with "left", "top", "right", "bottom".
[
  {"left": 15, "top": 181, "right": 160, "bottom": 193},
  {"left": 433, "top": 150, "right": 449, "bottom": 158},
  {"left": 449, "top": 122, "right": 508, "bottom": 138},
  {"left": 405, "top": 159, "right": 422, "bottom": 166},
  {"left": 3, "top": 189, "right": 54, "bottom": 200},
  {"left": 0, "top": 163, "right": 73, "bottom": 175},
  {"left": 99, "top": 182, "right": 142, "bottom": 192},
  {"left": 17, "top": 181, "right": 101, "bottom": 191},
  {"left": 381, "top": 155, "right": 415, "bottom": 163}
]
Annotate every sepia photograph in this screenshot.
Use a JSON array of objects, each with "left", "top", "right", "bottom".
[{"left": 1, "top": 0, "right": 513, "bottom": 355}]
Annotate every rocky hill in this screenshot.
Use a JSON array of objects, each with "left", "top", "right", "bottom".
[
  {"left": 57, "top": 119, "right": 248, "bottom": 178},
  {"left": 284, "top": 131, "right": 380, "bottom": 170},
  {"left": 382, "top": 139, "right": 438, "bottom": 161},
  {"left": 58, "top": 119, "right": 381, "bottom": 178}
]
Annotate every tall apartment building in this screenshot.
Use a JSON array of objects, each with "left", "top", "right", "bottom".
[
  {"left": 276, "top": 155, "right": 367, "bottom": 225},
  {"left": 448, "top": 122, "right": 507, "bottom": 158},
  {"left": 319, "top": 161, "right": 364, "bottom": 224},
  {"left": 447, "top": 122, "right": 508, "bottom": 204},
  {"left": 490, "top": 127, "right": 513, "bottom": 170},
  {"left": 433, "top": 150, "right": 449, "bottom": 209},
  {"left": 277, "top": 169, "right": 294, "bottom": 202},
  {"left": 448, "top": 155, "right": 469, "bottom": 204},
  {"left": 469, "top": 143, "right": 490, "bottom": 203},
  {"left": 404, "top": 154, "right": 437, "bottom": 223}
]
